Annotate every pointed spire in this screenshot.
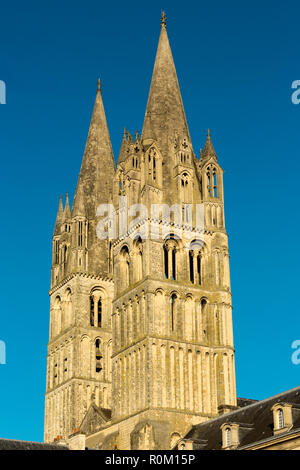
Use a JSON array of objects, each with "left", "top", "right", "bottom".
[
  {"left": 142, "top": 14, "right": 191, "bottom": 151},
  {"left": 201, "top": 128, "right": 217, "bottom": 162},
  {"left": 74, "top": 78, "right": 115, "bottom": 217},
  {"left": 63, "top": 192, "right": 71, "bottom": 221},
  {"left": 117, "top": 128, "right": 129, "bottom": 164},
  {"left": 54, "top": 195, "right": 63, "bottom": 235},
  {"left": 160, "top": 11, "right": 167, "bottom": 28},
  {"left": 71, "top": 183, "right": 86, "bottom": 218}
]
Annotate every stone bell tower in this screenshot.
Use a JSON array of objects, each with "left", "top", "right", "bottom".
[
  {"left": 103, "top": 12, "right": 237, "bottom": 450},
  {"left": 44, "top": 13, "right": 237, "bottom": 450},
  {"left": 44, "top": 80, "right": 115, "bottom": 442}
]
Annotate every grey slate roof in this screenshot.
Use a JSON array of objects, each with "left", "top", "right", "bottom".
[
  {"left": 0, "top": 438, "right": 68, "bottom": 450},
  {"left": 181, "top": 385, "right": 300, "bottom": 450}
]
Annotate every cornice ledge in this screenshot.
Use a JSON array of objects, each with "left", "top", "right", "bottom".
[{"left": 49, "top": 272, "right": 114, "bottom": 295}]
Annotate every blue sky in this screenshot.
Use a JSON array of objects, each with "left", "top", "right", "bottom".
[{"left": 0, "top": 0, "right": 299, "bottom": 441}]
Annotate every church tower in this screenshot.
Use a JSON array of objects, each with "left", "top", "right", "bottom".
[
  {"left": 44, "top": 80, "right": 115, "bottom": 442},
  {"left": 107, "top": 13, "right": 237, "bottom": 449},
  {"left": 44, "top": 14, "right": 237, "bottom": 449}
]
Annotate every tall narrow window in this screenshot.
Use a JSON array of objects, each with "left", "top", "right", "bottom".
[
  {"left": 189, "top": 251, "right": 194, "bottom": 283},
  {"left": 213, "top": 172, "right": 218, "bottom": 197},
  {"left": 164, "top": 246, "right": 168, "bottom": 279},
  {"left": 98, "top": 298, "right": 102, "bottom": 327},
  {"left": 78, "top": 221, "right": 83, "bottom": 247},
  {"left": 278, "top": 409, "right": 284, "bottom": 429},
  {"left": 63, "top": 245, "right": 67, "bottom": 263},
  {"left": 120, "top": 246, "right": 130, "bottom": 288},
  {"left": 206, "top": 165, "right": 218, "bottom": 198},
  {"left": 225, "top": 428, "right": 232, "bottom": 447},
  {"left": 181, "top": 173, "right": 189, "bottom": 202},
  {"left": 134, "top": 237, "right": 143, "bottom": 282},
  {"left": 163, "top": 237, "right": 179, "bottom": 280},
  {"left": 90, "top": 296, "right": 94, "bottom": 326},
  {"left": 197, "top": 255, "right": 201, "bottom": 285},
  {"left": 171, "top": 294, "right": 177, "bottom": 331},
  {"left": 55, "top": 240, "right": 59, "bottom": 264},
  {"left": 207, "top": 172, "right": 212, "bottom": 197},
  {"left": 201, "top": 299, "right": 207, "bottom": 337},
  {"left": 147, "top": 148, "right": 158, "bottom": 183},
  {"left": 172, "top": 249, "right": 176, "bottom": 280},
  {"left": 189, "top": 240, "right": 202, "bottom": 285},
  {"left": 95, "top": 339, "right": 102, "bottom": 373}
]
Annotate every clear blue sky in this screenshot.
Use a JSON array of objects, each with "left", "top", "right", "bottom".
[{"left": 0, "top": 0, "right": 299, "bottom": 442}]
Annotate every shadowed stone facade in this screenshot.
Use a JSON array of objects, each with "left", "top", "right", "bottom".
[{"left": 44, "top": 14, "right": 237, "bottom": 449}]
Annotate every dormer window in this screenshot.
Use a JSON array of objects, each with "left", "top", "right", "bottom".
[
  {"left": 271, "top": 403, "right": 293, "bottom": 435},
  {"left": 221, "top": 422, "right": 240, "bottom": 449},
  {"left": 225, "top": 427, "right": 232, "bottom": 447}
]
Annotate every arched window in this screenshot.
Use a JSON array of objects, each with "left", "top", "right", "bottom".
[
  {"left": 64, "top": 288, "right": 72, "bottom": 328},
  {"left": 90, "top": 296, "right": 94, "bottom": 326},
  {"left": 225, "top": 428, "right": 231, "bottom": 447},
  {"left": 163, "top": 237, "right": 178, "bottom": 280},
  {"left": 197, "top": 255, "right": 201, "bottom": 284},
  {"left": 62, "top": 245, "right": 68, "bottom": 263},
  {"left": 153, "top": 155, "right": 156, "bottom": 180},
  {"left": 181, "top": 172, "right": 189, "bottom": 202},
  {"left": 98, "top": 298, "right": 102, "bottom": 327},
  {"left": 90, "top": 290, "right": 103, "bottom": 327},
  {"left": 171, "top": 294, "right": 177, "bottom": 331},
  {"left": 172, "top": 249, "right": 176, "bottom": 280},
  {"left": 189, "top": 251, "right": 194, "bottom": 283},
  {"left": 120, "top": 245, "right": 130, "bottom": 288},
  {"left": 78, "top": 221, "right": 83, "bottom": 247},
  {"left": 206, "top": 165, "right": 218, "bottom": 198},
  {"left": 189, "top": 240, "right": 203, "bottom": 285},
  {"left": 95, "top": 339, "right": 102, "bottom": 373},
  {"left": 53, "top": 296, "right": 62, "bottom": 337},
  {"left": 54, "top": 239, "right": 59, "bottom": 264},
  {"left": 164, "top": 245, "right": 168, "bottom": 278},
  {"left": 278, "top": 409, "right": 284, "bottom": 429},
  {"left": 147, "top": 147, "right": 159, "bottom": 184},
  {"left": 213, "top": 172, "right": 218, "bottom": 197},
  {"left": 134, "top": 237, "right": 143, "bottom": 282},
  {"left": 201, "top": 298, "right": 207, "bottom": 337}
]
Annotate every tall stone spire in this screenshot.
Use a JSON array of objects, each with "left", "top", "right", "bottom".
[
  {"left": 74, "top": 78, "right": 115, "bottom": 218},
  {"left": 142, "top": 13, "right": 191, "bottom": 151},
  {"left": 54, "top": 194, "right": 63, "bottom": 235},
  {"left": 63, "top": 192, "right": 71, "bottom": 221}
]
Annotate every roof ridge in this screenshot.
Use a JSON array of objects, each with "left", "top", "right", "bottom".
[{"left": 192, "top": 385, "right": 300, "bottom": 429}]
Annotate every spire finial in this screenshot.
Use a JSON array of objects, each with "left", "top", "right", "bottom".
[
  {"left": 161, "top": 11, "right": 167, "bottom": 28},
  {"left": 97, "top": 78, "right": 101, "bottom": 92},
  {"left": 207, "top": 128, "right": 210, "bottom": 137}
]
